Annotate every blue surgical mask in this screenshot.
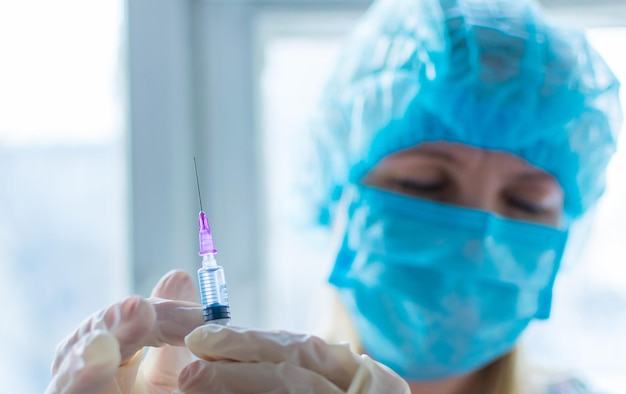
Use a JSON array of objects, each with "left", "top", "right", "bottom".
[{"left": 329, "top": 184, "right": 568, "bottom": 380}]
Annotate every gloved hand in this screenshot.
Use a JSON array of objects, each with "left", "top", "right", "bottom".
[
  {"left": 178, "top": 325, "right": 410, "bottom": 394},
  {"left": 46, "top": 270, "right": 204, "bottom": 394}
]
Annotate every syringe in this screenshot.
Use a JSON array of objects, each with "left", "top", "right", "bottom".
[{"left": 194, "top": 158, "right": 231, "bottom": 325}]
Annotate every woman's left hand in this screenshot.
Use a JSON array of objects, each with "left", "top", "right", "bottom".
[
  {"left": 46, "top": 270, "right": 203, "bottom": 394},
  {"left": 179, "top": 325, "right": 410, "bottom": 393}
]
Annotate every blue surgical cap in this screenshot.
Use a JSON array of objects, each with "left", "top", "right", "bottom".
[{"left": 303, "top": 0, "right": 622, "bottom": 225}]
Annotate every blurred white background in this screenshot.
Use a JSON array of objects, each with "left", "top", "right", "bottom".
[
  {"left": 0, "top": 0, "right": 127, "bottom": 392},
  {"left": 0, "top": 0, "right": 625, "bottom": 392}
]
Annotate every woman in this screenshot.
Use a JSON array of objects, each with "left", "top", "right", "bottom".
[{"left": 46, "top": 0, "right": 621, "bottom": 393}]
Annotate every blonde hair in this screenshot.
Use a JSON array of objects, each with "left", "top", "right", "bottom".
[
  {"left": 323, "top": 293, "right": 534, "bottom": 394},
  {"left": 476, "top": 350, "right": 520, "bottom": 394}
]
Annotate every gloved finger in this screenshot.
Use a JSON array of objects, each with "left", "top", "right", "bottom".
[
  {"left": 45, "top": 331, "right": 121, "bottom": 394},
  {"left": 52, "top": 296, "right": 156, "bottom": 374},
  {"left": 133, "top": 298, "right": 203, "bottom": 348},
  {"left": 185, "top": 325, "right": 361, "bottom": 391},
  {"left": 52, "top": 295, "right": 201, "bottom": 376},
  {"left": 142, "top": 270, "right": 202, "bottom": 389},
  {"left": 178, "top": 359, "right": 345, "bottom": 394},
  {"left": 92, "top": 298, "right": 200, "bottom": 392}
]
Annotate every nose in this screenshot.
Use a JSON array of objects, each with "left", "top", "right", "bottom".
[
  {"left": 454, "top": 188, "right": 502, "bottom": 214},
  {"left": 452, "top": 173, "right": 504, "bottom": 215}
]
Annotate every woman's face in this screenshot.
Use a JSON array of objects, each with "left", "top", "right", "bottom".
[{"left": 364, "top": 141, "right": 564, "bottom": 226}]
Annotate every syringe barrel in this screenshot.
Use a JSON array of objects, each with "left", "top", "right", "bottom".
[{"left": 197, "top": 260, "right": 230, "bottom": 324}]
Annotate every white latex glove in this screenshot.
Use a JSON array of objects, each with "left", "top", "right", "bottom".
[
  {"left": 179, "top": 325, "right": 410, "bottom": 394},
  {"left": 46, "top": 270, "right": 205, "bottom": 394}
]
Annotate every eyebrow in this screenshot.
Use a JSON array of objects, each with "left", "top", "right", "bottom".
[
  {"left": 412, "top": 149, "right": 459, "bottom": 164},
  {"left": 513, "top": 171, "right": 556, "bottom": 182}
]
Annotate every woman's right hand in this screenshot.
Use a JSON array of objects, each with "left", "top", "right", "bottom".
[{"left": 45, "top": 270, "right": 204, "bottom": 394}]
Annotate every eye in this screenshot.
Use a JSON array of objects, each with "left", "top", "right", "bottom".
[
  {"left": 395, "top": 178, "right": 445, "bottom": 193},
  {"left": 505, "top": 196, "right": 546, "bottom": 214},
  {"left": 361, "top": 153, "right": 452, "bottom": 200}
]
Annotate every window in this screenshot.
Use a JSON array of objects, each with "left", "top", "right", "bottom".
[
  {"left": 0, "top": 1, "right": 127, "bottom": 391},
  {"left": 257, "top": 10, "right": 362, "bottom": 333}
]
